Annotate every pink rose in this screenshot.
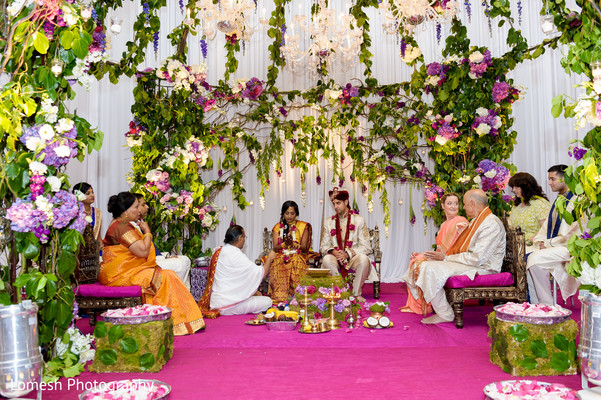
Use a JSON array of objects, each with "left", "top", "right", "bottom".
[{"left": 330, "top": 229, "right": 337, "bottom": 236}]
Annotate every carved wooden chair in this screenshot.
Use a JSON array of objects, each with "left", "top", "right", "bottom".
[
  {"left": 444, "top": 217, "right": 527, "bottom": 328},
  {"left": 256, "top": 226, "right": 382, "bottom": 299},
  {"left": 74, "top": 225, "right": 143, "bottom": 325}
]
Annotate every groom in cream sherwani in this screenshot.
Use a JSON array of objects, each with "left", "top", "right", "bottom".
[{"left": 320, "top": 188, "right": 378, "bottom": 302}]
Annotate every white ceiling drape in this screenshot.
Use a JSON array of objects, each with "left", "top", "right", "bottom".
[{"left": 65, "top": 0, "right": 587, "bottom": 283}]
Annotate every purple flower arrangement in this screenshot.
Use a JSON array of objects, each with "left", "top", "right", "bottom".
[
  {"left": 424, "top": 62, "right": 450, "bottom": 93},
  {"left": 7, "top": 190, "right": 87, "bottom": 243},
  {"left": 241, "top": 78, "right": 263, "bottom": 100},
  {"left": 424, "top": 184, "right": 444, "bottom": 208},
  {"left": 475, "top": 159, "right": 510, "bottom": 195},
  {"left": 339, "top": 83, "right": 359, "bottom": 106},
  {"left": 492, "top": 81, "right": 520, "bottom": 104},
  {"left": 20, "top": 121, "right": 79, "bottom": 168},
  {"left": 144, "top": 169, "right": 171, "bottom": 195},
  {"left": 471, "top": 108, "right": 502, "bottom": 136},
  {"left": 568, "top": 145, "right": 587, "bottom": 161},
  {"left": 468, "top": 49, "right": 492, "bottom": 79}
]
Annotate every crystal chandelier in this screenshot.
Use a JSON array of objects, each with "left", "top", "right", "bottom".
[
  {"left": 379, "top": 0, "right": 458, "bottom": 34},
  {"left": 281, "top": 0, "right": 364, "bottom": 76},
  {"left": 194, "top": 0, "right": 267, "bottom": 41}
]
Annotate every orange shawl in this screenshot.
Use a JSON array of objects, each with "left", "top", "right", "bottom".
[
  {"left": 197, "top": 247, "right": 222, "bottom": 318},
  {"left": 446, "top": 207, "right": 493, "bottom": 255}
]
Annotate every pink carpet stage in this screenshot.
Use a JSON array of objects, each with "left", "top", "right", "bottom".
[{"left": 41, "top": 284, "right": 582, "bottom": 399}]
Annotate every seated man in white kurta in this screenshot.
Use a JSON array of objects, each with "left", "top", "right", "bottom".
[
  {"left": 210, "top": 225, "right": 273, "bottom": 315},
  {"left": 527, "top": 165, "right": 580, "bottom": 305},
  {"left": 319, "top": 188, "right": 377, "bottom": 303},
  {"left": 133, "top": 194, "right": 191, "bottom": 288},
  {"left": 404, "top": 189, "right": 506, "bottom": 324}
]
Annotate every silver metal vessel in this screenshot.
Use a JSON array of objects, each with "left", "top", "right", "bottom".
[{"left": 0, "top": 300, "right": 43, "bottom": 399}]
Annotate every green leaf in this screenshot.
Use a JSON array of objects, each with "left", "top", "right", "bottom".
[
  {"left": 551, "top": 352, "right": 570, "bottom": 372},
  {"left": 530, "top": 340, "right": 548, "bottom": 358},
  {"left": 33, "top": 31, "right": 50, "bottom": 54},
  {"left": 119, "top": 337, "right": 139, "bottom": 354},
  {"left": 568, "top": 340, "right": 577, "bottom": 359},
  {"left": 158, "top": 344, "right": 165, "bottom": 359},
  {"left": 509, "top": 324, "right": 529, "bottom": 342},
  {"left": 520, "top": 356, "right": 537, "bottom": 370},
  {"left": 94, "top": 321, "right": 108, "bottom": 338},
  {"left": 62, "top": 364, "right": 83, "bottom": 378},
  {"left": 554, "top": 334, "right": 569, "bottom": 351},
  {"left": 99, "top": 349, "right": 117, "bottom": 365},
  {"left": 139, "top": 353, "right": 155, "bottom": 370},
  {"left": 60, "top": 30, "right": 75, "bottom": 49},
  {"left": 72, "top": 36, "right": 89, "bottom": 59},
  {"left": 108, "top": 325, "right": 124, "bottom": 344}
]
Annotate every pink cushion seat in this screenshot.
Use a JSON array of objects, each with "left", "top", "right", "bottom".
[
  {"left": 74, "top": 282, "right": 142, "bottom": 298},
  {"left": 445, "top": 272, "right": 514, "bottom": 289}
]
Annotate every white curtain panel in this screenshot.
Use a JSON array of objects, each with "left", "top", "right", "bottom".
[{"left": 65, "top": 0, "right": 587, "bottom": 282}]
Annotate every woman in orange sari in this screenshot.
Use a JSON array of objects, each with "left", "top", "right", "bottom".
[
  {"left": 99, "top": 192, "right": 205, "bottom": 335},
  {"left": 401, "top": 193, "right": 468, "bottom": 315},
  {"left": 264, "top": 201, "right": 313, "bottom": 303}
]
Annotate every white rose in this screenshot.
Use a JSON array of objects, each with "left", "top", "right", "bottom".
[
  {"left": 435, "top": 135, "right": 448, "bottom": 145},
  {"left": 594, "top": 265, "right": 601, "bottom": 289},
  {"left": 494, "top": 116, "right": 502, "bottom": 129},
  {"left": 29, "top": 161, "right": 47, "bottom": 174},
  {"left": 476, "top": 107, "right": 488, "bottom": 116},
  {"left": 85, "top": 215, "right": 93, "bottom": 223},
  {"left": 176, "top": 68, "right": 189, "bottom": 81},
  {"left": 400, "top": 45, "right": 422, "bottom": 64},
  {"left": 35, "top": 196, "right": 53, "bottom": 214},
  {"left": 473, "top": 175, "right": 482, "bottom": 184},
  {"left": 475, "top": 123, "right": 491, "bottom": 136},
  {"left": 444, "top": 114, "right": 453, "bottom": 123},
  {"left": 329, "top": 89, "right": 342, "bottom": 100},
  {"left": 62, "top": 9, "right": 79, "bottom": 26},
  {"left": 469, "top": 51, "right": 484, "bottom": 63},
  {"left": 126, "top": 137, "right": 142, "bottom": 147},
  {"left": 593, "top": 81, "right": 601, "bottom": 95},
  {"left": 580, "top": 261, "right": 596, "bottom": 286},
  {"left": 167, "top": 59, "right": 183, "bottom": 72},
  {"left": 468, "top": 72, "right": 479, "bottom": 79},
  {"left": 425, "top": 75, "right": 441, "bottom": 86},
  {"left": 56, "top": 118, "right": 75, "bottom": 133},
  {"left": 202, "top": 214, "right": 213, "bottom": 227},
  {"left": 38, "top": 124, "right": 55, "bottom": 140},
  {"left": 46, "top": 176, "right": 61, "bottom": 192},
  {"left": 54, "top": 145, "right": 71, "bottom": 157},
  {"left": 25, "top": 137, "right": 43, "bottom": 151},
  {"left": 190, "top": 64, "right": 207, "bottom": 75},
  {"left": 457, "top": 175, "right": 471, "bottom": 184},
  {"left": 484, "top": 170, "right": 497, "bottom": 179}
]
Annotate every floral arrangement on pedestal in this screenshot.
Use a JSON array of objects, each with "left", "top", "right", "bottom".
[{"left": 291, "top": 277, "right": 352, "bottom": 321}]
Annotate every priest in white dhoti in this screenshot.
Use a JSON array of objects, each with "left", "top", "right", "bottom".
[
  {"left": 133, "top": 194, "right": 191, "bottom": 288},
  {"left": 526, "top": 165, "right": 580, "bottom": 305},
  {"left": 403, "top": 189, "right": 506, "bottom": 324},
  {"left": 202, "top": 225, "right": 272, "bottom": 315},
  {"left": 320, "top": 188, "right": 377, "bottom": 302}
]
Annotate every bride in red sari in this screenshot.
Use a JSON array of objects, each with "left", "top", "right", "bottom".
[{"left": 402, "top": 193, "right": 468, "bottom": 315}]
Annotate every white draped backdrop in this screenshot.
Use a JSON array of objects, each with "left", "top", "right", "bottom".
[{"left": 64, "top": 0, "right": 586, "bottom": 283}]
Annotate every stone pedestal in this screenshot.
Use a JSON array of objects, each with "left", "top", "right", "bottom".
[
  {"left": 488, "top": 312, "right": 578, "bottom": 376},
  {"left": 90, "top": 318, "right": 174, "bottom": 373}
]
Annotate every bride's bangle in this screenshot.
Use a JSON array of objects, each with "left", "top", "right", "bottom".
[{"left": 143, "top": 233, "right": 153, "bottom": 239}]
